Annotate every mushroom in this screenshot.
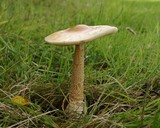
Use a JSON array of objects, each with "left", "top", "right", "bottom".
[{"left": 45, "top": 24, "right": 118, "bottom": 117}]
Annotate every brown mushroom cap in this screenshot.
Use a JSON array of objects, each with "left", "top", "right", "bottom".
[{"left": 45, "top": 24, "right": 118, "bottom": 46}]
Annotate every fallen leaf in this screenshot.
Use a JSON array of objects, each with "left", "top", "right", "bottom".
[{"left": 11, "top": 96, "right": 31, "bottom": 106}]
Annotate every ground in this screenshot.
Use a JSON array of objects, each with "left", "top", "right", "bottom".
[{"left": 0, "top": 0, "right": 160, "bottom": 127}]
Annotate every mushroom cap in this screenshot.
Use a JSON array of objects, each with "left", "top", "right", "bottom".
[{"left": 45, "top": 24, "right": 118, "bottom": 46}]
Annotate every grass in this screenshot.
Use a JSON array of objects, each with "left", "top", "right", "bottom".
[{"left": 0, "top": 0, "right": 160, "bottom": 127}]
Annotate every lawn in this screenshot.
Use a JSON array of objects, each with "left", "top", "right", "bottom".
[{"left": 0, "top": 0, "right": 160, "bottom": 127}]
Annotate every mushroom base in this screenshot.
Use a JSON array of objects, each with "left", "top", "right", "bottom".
[{"left": 65, "top": 101, "right": 84, "bottom": 118}]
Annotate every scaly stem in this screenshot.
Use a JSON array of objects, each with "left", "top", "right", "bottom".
[{"left": 65, "top": 44, "right": 84, "bottom": 117}]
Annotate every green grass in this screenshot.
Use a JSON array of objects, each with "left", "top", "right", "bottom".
[{"left": 0, "top": 0, "right": 160, "bottom": 127}]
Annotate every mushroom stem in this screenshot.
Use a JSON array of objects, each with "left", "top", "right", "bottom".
[{"left": 65, "top": 44, "right": 84, "bottom": 116}]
